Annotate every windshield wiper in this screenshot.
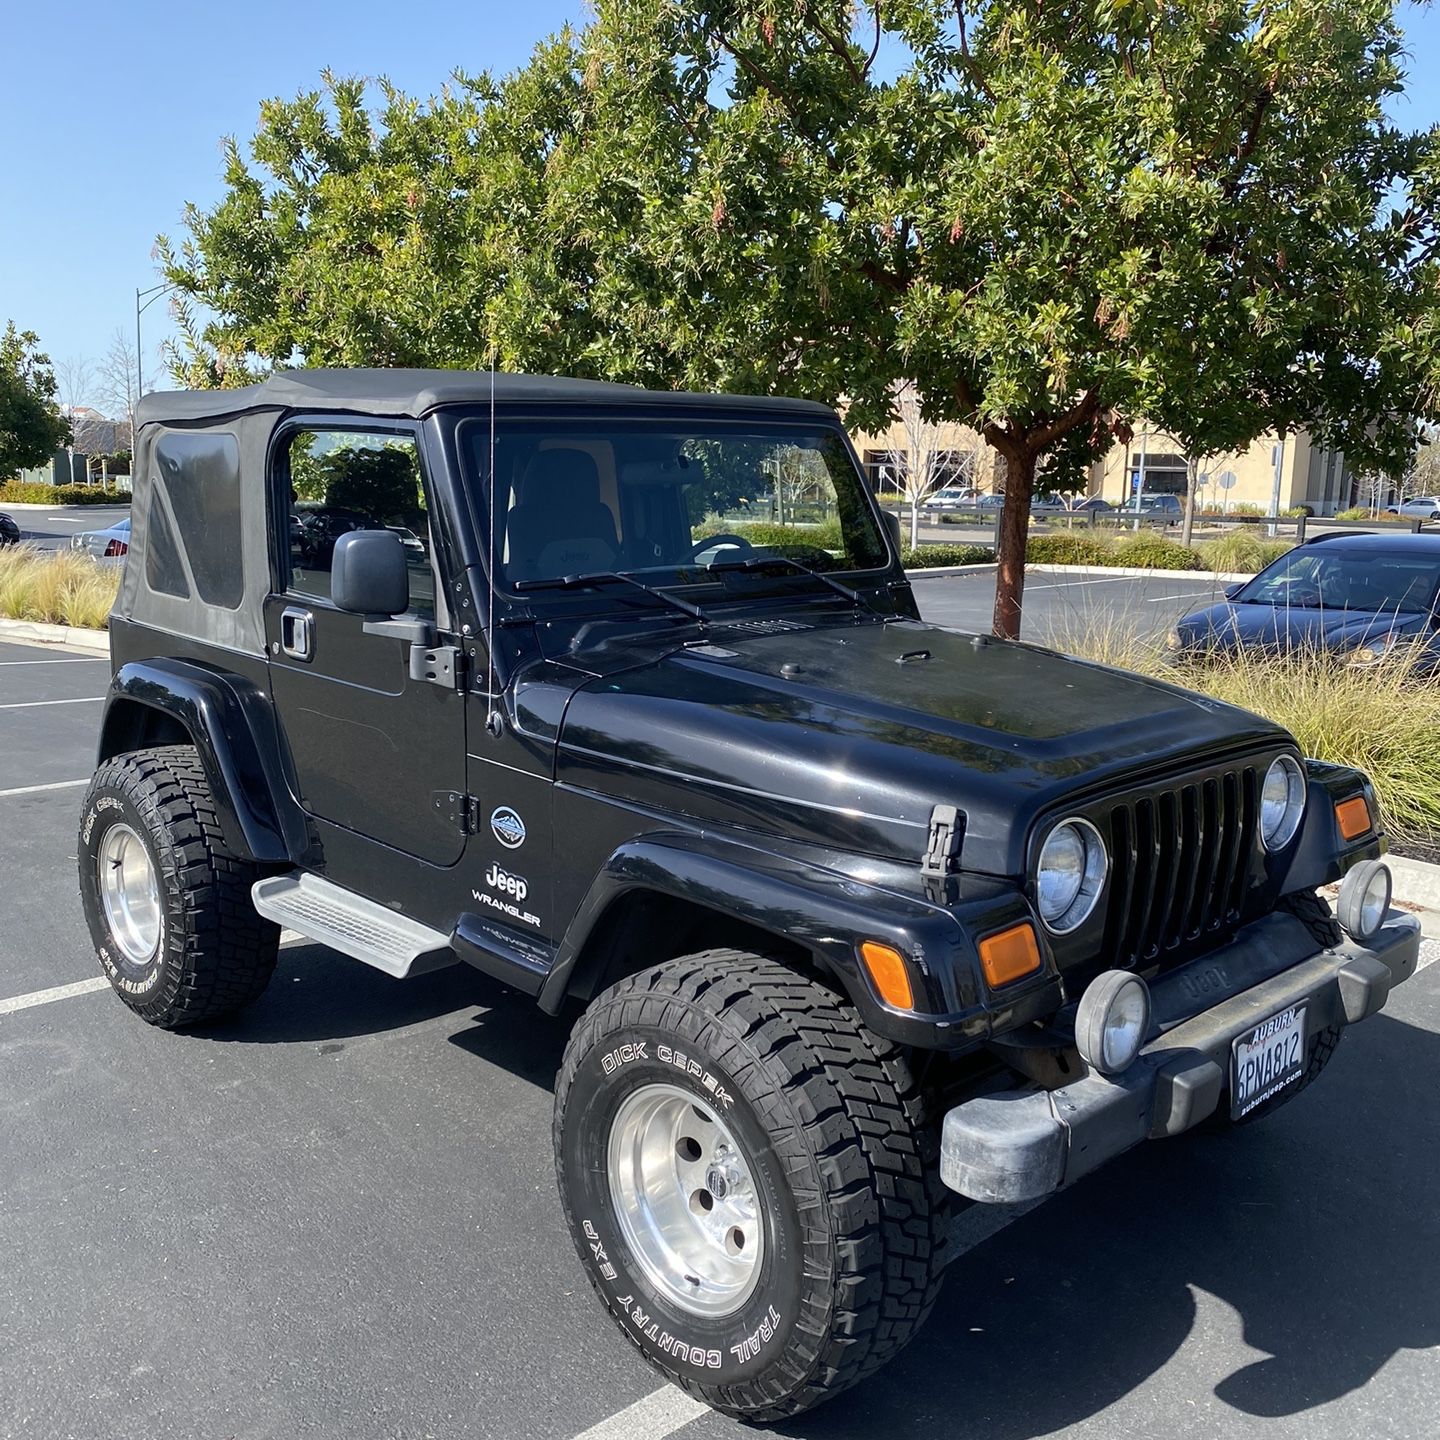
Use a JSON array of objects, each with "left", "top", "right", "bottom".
[
  {"left": 706, "top": 554, "right": 867, "bottom": 608},
  {"left": 514, "top": 570, "right": 708, "bottom": 622}
]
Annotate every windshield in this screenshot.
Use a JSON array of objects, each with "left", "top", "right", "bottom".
[
  {"left": 459, "top": 418, "right": 888, "bottom": 594},
  {"left": 1238, "top": 548, "right": 1440, "bottom": 613}
]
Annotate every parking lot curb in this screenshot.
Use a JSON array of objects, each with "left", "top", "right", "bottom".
[
  {"left": 0, "top": 618, "right": 110, "bottom": 654},
  {"left": 904, "top": 563, "right": 998, "bottom": 579},
  {"left": 904, "top": 562, "right": 1251, "bottom": 582},
  {"left": 0, "top": 501, "right": 130, "bottom": 511},
  {"left": 1387, "top": 855, "right": 1440, "bottom": 914}
]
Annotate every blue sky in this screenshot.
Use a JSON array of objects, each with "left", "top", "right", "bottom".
[{"left": 1, "top": 1, "right": 1436, "bottom": 408}]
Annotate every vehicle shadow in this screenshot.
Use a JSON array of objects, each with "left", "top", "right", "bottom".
[
  {"left": 186, "top": 939, "right": 578, "bottom": 1083},
  {"left": 780, "top": 1007, "right": 1440, "bottom": 1439},
  {"left": 190, "top": 943, "right": 510, "bottom": 1046}
]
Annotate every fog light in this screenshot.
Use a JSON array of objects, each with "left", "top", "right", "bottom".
[
  {"left": 1336, "top": 860, "right": 1392, "bottom": 943},
  {"left": 1075, "top": 970, "right": 1152, "bottom": 1076}
]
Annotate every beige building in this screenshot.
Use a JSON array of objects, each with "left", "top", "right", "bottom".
[
  {"left": 849, "top": 417, "right": 1380, "bottom": 516},
  {"left": 1086, "top": 429, "right": 1367, "bottom": 515}
]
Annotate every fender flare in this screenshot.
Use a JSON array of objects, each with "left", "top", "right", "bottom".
[
  {"left": 1282, "top": 760, "right": 1384, "bottom": 894},
  {"left": 538, "top": 831, "right": 1057, "bottom": 1048},
  {"left": 98, "top": 658, "right": 304, "bottom": 864}
]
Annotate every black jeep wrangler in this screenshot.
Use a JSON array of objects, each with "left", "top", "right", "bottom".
[{"left": 79, "top": 369, "right": 1417, "bottom": 1420}]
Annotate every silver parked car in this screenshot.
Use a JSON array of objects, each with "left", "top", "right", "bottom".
[{"left": 71, "top": 516, "right": 131, "bottom": 562}]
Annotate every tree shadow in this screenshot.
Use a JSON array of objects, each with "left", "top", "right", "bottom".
[{"left": 779, "top": 1007, "right": 1440, "bottom": 1438}]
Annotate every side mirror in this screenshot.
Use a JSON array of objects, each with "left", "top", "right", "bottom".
[
  {"left": 332, "top": 529, "right": 409, "bottom": 616},
  {"left": 882, "top": 509, "right": 902, "bottom": 553},
  {"left": 1223, "top": 582, "right": 1243, "bottom": 601}
]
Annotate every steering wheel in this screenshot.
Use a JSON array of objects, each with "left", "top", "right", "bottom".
[
  {"left": 686, "top": 532, "right": 756, "bottom": 565},
  {"left": 1277, "top": 577, "right": 1322, "bottom": 606}
]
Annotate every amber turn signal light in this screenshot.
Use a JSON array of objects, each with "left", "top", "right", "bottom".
[
  {"left": 1335, "top": 795, "right": 1372, "bottom": 842},
  {"left": 978, "top": 923, "right": 1042, "bottom": 988},
  {"left": 858, "top": 941, "right": 915, "bottom": 1011}
]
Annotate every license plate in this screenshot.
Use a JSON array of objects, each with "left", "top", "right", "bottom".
[{"left": 1230, "top": 1005, "right": 1308, "bottom": 1119}]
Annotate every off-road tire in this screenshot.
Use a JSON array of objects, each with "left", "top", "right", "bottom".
[
  {"left": 78, "top": 745, "right": 279, "bottom": 1027},
  {"left": 553, "top": 950, "right": 950, "bottom": 1421},
  {"left": 1280, "top": 888, "right": 1345, "bottom": 950}
]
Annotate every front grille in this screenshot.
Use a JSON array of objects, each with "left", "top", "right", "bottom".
[{"left": 1102, "top": 764, "right": 1260, "bottom": 968}]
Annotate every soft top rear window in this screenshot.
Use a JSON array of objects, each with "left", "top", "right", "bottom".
[{"left": 151, "top": 430, "right": 244, "bottom": 609}]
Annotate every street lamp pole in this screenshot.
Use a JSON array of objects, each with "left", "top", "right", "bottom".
[{"left": 135, "top": 281, "right": 179, "bottom": 411}]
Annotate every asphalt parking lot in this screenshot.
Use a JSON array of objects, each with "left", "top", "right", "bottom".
[
  {"left": 3, "top": 580, "right": 1439, "bottom": 1440},
  {"left": 912, "top": 564, "right": 1234, "bottom": 645},
  {"left": 1, "top": 505, "right": 130, "bottom": 552}
]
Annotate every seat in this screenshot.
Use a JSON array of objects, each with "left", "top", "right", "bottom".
[{"left": 505, "top": 450, "right": 619, "bottom": 581}]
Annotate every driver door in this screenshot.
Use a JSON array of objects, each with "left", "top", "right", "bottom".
[{"left": 265, "top": 422, "right": 467, "bottom": 866}]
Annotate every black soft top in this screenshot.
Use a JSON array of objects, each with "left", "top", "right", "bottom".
[{"left": 136, "top": 368, "right": 836, "bottom": 428}]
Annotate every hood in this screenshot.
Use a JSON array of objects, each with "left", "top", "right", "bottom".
[
  {"left": 555, "top": 616, "right": 1289, "bottom": 877},
  {"left": 1175, "top": 601, "right": 1430, "bottom": 655}
]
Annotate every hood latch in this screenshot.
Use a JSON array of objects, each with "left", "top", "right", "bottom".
[{"left": 921, "top": 804, "right": 963, "bottom": 878}]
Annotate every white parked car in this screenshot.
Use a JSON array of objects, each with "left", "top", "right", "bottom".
[
  {"left": 1386, "top": 497, "right": 1440, "bottom": 521},
  {"left": 921, "top": 486, "right": 980, "bottom": 511}
]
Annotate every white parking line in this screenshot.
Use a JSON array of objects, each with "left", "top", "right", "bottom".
[
  {"left": 1144, "top": 590, "right": 1215, "bottom": 604},
  {"left": 0, "top": 658, "right": 107, "bottom": 666},
  {"left": 0, "top": 697, "right": 104, "bottom": 709},
  {"left": 0, "top": 976, "right": 110, "bottom": 1016},
  {"left": 570, "top": 1387, "right": 709, "bottom": 1440},
  {"left": 0, "top": 778, "right": 89, "bottom": 798}
]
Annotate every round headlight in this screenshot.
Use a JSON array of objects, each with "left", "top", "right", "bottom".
[
  {"left": 1346, "top": 641, "right": 1388, "bottom": 668},
  {"left": 1036, "top": 818, "right": 1107, "bottom": 934},
  {"left": 1337, "top": 859, "right": 1392, "bottom": 943},
  {"left": 1260, "top": 756, "right": 1306, "bottom": 851},
  {"left": 1075, "top": 970, "right": 1152, "bottom": 1075}
]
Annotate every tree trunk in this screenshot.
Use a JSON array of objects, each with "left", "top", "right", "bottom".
[
  {"left": 991, "top": 451, "right": 1037, "bottom": 640},
  {"left": 1180, "top": 454, "right": 1199, "bottom": 550},
  {"left": 910, "top": 498, "right": 919, "bottom": 548}
]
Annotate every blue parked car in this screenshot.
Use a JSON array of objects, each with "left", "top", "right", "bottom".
[{"left": 1169, "top": 532, "right": 1440, "bottom": 669}]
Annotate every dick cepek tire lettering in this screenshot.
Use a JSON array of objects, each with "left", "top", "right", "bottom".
[{"left": 553, "top": 949, "right": 950, "bottom": 1421}]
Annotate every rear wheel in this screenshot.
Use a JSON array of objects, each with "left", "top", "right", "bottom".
[
  {"left": 553, "top": 950, "right": 949, "bottom": 1421},
  {"left": 78, "top": 745, "right": 279, "bottom": 1027}
]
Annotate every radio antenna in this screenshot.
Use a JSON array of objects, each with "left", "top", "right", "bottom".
[{"left": 485, "top": 346, "right": 502, "bottom": 737}]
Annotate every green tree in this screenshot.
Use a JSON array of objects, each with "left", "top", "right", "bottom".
[
  {"left": 163, "top": 2, "right": 1439, "bottom": 636},
  {"left": 0, "top": 322, "right": 71, "bottom": 478}
]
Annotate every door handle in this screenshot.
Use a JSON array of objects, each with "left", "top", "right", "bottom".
[{"left": 280, "top": 606, "right": 314, "bottom": 661}]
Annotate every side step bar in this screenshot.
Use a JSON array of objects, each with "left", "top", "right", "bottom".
[{"left": 251, "top": 873, "right": 456, "bottom": 979}]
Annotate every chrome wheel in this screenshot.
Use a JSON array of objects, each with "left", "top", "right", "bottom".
[
  {"left": 607, "top": 1083, "right": 764, "bottom": 1318},
  {"left": 98, "top": 823, "right": 161, "bottom": 965}
]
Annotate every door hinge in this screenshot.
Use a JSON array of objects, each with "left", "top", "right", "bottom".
[
  {"left": 434, "top": 791, "right": 481, "bottom": 834},
  {"left": 921, "top": 804, "right": 963, "bottom": 877},
  {"left": 410, "top": 642, "right": 467, "bottom": 691}
]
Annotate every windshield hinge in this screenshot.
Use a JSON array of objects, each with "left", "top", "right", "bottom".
[
  {"left": 410, "top": 642, "right": 466, "bottom": 691},
  {"left": 921, "top": 804, "right": 963, "bottom": 878},
  {"left": 434, "top": 791, "right": 482, "bottom": 834}
]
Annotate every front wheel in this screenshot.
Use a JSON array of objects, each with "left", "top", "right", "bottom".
[{"left": 553, "top": 951, "right": 950, "bottom": 1421}]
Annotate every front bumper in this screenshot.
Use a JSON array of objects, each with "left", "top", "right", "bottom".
[{"left": 940, "top": 910, "right": 1421, "bottom": 1203}]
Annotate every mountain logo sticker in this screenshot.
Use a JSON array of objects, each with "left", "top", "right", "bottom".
[{"left": 490, "top": 805, "right": 526, "bottom": 849}]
